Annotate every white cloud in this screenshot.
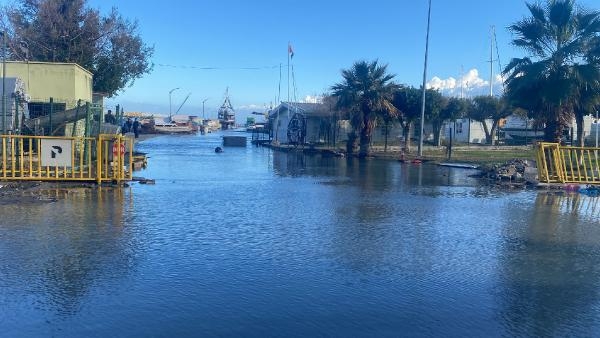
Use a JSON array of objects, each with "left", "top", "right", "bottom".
[
  {"left": 426, "top": 68, "right": 504, "bottom": 97},
  {"left": 302, "top": 95, "right": 322, "bottom": 103},
  {"left": 238, "top": 104, "right": 264, "bottom": 110},
  {"left": 427, "top": 76, "right": 457, "bottom": 91}
]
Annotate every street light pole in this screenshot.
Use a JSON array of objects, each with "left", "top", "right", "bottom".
[
  {"left": 418, "top": 0, "right": 432, "bottom": 157},
  {"left": 202, "top": 98, "right": 209, "bottom": 121},
  {"left": 2, "top": 31, "right": 6, "bottom": 135},
  {"left": 169, "top": 87, "right": 179, "bottom": 121}
]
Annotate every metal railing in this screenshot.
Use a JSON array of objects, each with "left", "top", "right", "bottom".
[
  {"left": 0, "top": 134, "right": 132, "bottom": 183},
  {"left": 537, "top": 142, "right": 600, "bottom": 184}
]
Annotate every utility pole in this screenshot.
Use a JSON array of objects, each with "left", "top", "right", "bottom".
[
  {"left": 2, "top": 31, "right": 6, "bottom": 135},
  {"left": 418, "top": 0, "right": 432, "bottom": 157}
]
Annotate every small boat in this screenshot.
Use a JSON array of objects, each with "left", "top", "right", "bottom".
[
  {"left": 153, "top": 117, "right": 195, "bottom": 134},
  {"left": 222, "top": 136, "right": 247, "bottom": 147},
  {"left": 398, "top": 158, "right": 423, "bottom": 164},
  {"left": 154, "top": 124, "right": 195, "bottom": 134}
]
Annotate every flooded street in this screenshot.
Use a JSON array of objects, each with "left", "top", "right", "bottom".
[{"left": 2, "top": 132, "right": 600, "bottom": 336}]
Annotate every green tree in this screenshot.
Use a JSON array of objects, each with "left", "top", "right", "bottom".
[
  {"left": 392, "top": 86, "right": 421, "bottom": 153},
  {"left": 470, "top": 95, "right": 512, "bottom": 144},
  {"left": 503, "top": 0, "right": 600, "bottom": 142},
  {"left": 4, "top": 0, "right": 153, "bottom": 97},
  {"left": 331, "top": 60, "right": 399, "bottom": 157},
  {"left": 423, "top": 88, "right": 446, "bottom": 146}
]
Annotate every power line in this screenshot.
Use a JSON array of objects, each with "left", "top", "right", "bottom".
[{"left": 155, "top": 63, "right": 280, "bottom": 70}]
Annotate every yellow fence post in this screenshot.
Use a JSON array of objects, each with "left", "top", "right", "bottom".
[{"left": 97, "top": 134, "right": 102, "bottom": 184}]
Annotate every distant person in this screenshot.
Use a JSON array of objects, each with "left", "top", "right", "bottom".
[
  {"left": 104, "top": 110, "right": 116, "bottom": 124},
  {"left": 132, "top": 118, "right": 140, "bottom": 138},
  {"left": 122, "top": 118, "right": 132, "bottom": 134}
]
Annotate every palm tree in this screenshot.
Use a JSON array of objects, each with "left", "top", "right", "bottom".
[
  {"left": 331, "top": 60, "right": 399, "bottom": 157},
  {"left": 503, "top": 0, "right": 600, "bottom": 143}
]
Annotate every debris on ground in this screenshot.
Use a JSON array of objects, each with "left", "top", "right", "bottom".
[{"left": 476, "top": 159, "right": 536, "bottom": 184}]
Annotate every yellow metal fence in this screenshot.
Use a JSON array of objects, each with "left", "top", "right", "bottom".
[
  {"left": 0, "top": 134, "right": 132, "bottom": 183},
  {"left": 537, "top": 142, "right": 600, "bottom": 184}
]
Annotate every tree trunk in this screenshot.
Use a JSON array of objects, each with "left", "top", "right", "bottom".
[
  {"left": 347, "top": 131, "right": 358, "bottom": 154},
  {"left": 403, "top": 123, "right": 412, "bottom": 153},
  {"left": 490, "top": 120, "right": 498, "bottom": 145},
  {"left": 544, "top": 119, "right": 562, "bottom": 143},
  {"left": 384, "top": 121, "right": 389, "bottom": 152},
  {"left": 359, "top": 126, "right": 372, "bottom": 157},
  {"left": 575, "top": 113, "right": 584, "bottom": 147},
  {"left": 481, "top": 121, "right": 491, "bottom": 144},
  {"left": 433, "top": 122, "right": 442, "bottom": 147}
]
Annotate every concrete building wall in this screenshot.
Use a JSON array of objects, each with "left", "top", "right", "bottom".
[{"left": 1, "top": 61, "right": 93, "bottom": 109}]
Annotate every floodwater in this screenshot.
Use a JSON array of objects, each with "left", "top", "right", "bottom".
[{"left": 2, "top": 132, "right": 600, "bottom": 337}]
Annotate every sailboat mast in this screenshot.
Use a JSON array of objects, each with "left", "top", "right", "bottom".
[
  {"left": 489, "top": 25, "right": 494, "bottom": 97},
  {"left": 460, "top": 65, "right": 464, "bottom": 99}
]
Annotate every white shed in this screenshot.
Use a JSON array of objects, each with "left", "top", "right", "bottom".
[{"left": 444, "top": 118, "right": 492, "bottom": 144}]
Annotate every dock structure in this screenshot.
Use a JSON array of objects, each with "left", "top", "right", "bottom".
[{"left": 222, "top": 136, "right": 246, "bottom": 147}]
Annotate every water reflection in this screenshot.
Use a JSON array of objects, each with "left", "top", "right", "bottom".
[
  {"left": 4, "top": 134, "right": 600, "bottom": 336},
  {"left": 0, "top": 187, "right": 137, "bottom": 320},
  {"left": 272, "top": 151, "right": 482, "bottom": 192},
  {"left": 498, "top": 192, "right": 600, "bottom": 336}
]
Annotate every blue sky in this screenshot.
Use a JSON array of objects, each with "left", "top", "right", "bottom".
[{"left": 5, "top": 0, "right": 599, "bottom": 118}]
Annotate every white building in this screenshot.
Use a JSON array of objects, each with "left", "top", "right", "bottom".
[
  {"left": 443, "top": 118, "right": 492, "bottom": 144},
  {"left": 501, "top": 114, "right": 595, "bottom": 144},
  {"left": 269, "top": 102, "right": 344, "bottom": 145}
]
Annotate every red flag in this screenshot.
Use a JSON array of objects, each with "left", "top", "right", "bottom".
[{"left": 288, "top": 43, "right": 294, "bottom": 59}]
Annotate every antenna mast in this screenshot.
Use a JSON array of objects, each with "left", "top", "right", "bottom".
[
  {"left": 460, "top": 65, "right": 464, "bottom": 99},
  {"left": 489, "top": 25, "right": 495, "bottom": 97}
]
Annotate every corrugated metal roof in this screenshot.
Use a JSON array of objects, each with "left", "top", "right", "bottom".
[{"left": 269, "top": 102, "right": 332, "bottom": 118}]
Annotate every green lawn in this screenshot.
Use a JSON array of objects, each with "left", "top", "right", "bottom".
[{"left": 370, "top": 145, "right": 536, "bottom": 166}]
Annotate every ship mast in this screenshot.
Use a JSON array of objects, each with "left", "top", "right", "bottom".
[{"left": 217, "top": 87, "right": 236, "bottom": 130}]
